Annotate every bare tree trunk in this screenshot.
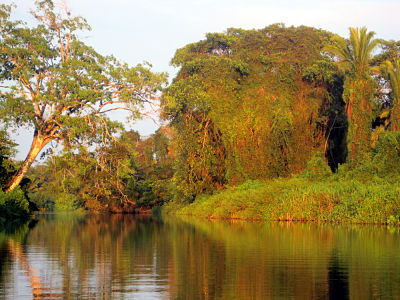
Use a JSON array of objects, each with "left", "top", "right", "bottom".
[{"left": 5, "top": 130, "right": 50, "bottom": 193}]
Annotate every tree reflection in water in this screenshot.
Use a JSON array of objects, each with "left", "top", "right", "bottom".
[
  {"left": 0, "top": 214, "right": 399, "bottom": 299},
  {"left": 328, "top": 249, "right": 349, "bottom": 300}
]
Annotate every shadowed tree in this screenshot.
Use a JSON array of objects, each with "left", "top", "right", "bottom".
[
  {"left": 0, "top": 1, "right": 166, "bottom": 192},
  {"left": 324, "top": 27, "right": 380, "bottom": 159}
]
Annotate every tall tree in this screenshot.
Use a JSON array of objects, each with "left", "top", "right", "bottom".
[
  {"left": 0, "top": 1, "right": 166, "bottom": 192},
  {"left": 163, "top": 25, "right": 343, "bottom": 201},
  {"left": 324, "top": 27, "right": 380, "bottom": 159}
]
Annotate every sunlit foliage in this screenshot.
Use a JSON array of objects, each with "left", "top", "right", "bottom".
[
  {"left": 28, "top": 128, "right": 174, "bottom": 211},
  {"left": 324, "top": 27, "right": 381, "bottom": 160},
  {"left": 163, "top": 25, "right": 346, "bottom": 201},
  {"left": 0, "top": 1, "right": 166, "bottom": 192}
]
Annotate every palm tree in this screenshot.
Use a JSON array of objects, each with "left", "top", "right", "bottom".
[
  {"left": 324, "top": 27, "right": 380, "bottom": 120},
  {"left": 381, "top": 59, "right": 400, "bottom": 131},
  {"left": 324, "top": 27, "right": 380, "bottom": 159}
]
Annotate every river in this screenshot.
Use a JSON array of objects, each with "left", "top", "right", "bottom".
[{"left": 0, "top": 213, "right": 399, "bottom": 299}]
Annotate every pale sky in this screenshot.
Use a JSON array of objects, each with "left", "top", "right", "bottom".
[{"left": 4, "top": 0, "right": 400, "bottom": 160}]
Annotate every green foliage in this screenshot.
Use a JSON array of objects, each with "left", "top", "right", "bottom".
[
  {"left": 28, "top": 128, "right": 174, "bottom": 212},
  {"left": 300, "top": 152, "right": 332, "bottom": 181},
  {"left": 377, "top": 59, "right": 400, "bottom": 131},
  {"left": 303, "top": 58, "right": 339, "bottom": 85},
  {"left": 387, "top": 214, "right": 400, "bottom": 226},
  {"left": 166, "top": 138, "right": 400, "bottom": 224},
  {"left": 0, "top": 131, "right": 32, "bottom": 221},
  {"left": 28, "top": 190, "right": 55, "bottom": 211},
  {"left": 54, "top": 193, "right": 80, "bottom": 211},
  {"left": 0, "top": 129, "right": 16, "bottom": 188},
  {"left": 0, "top": 1, "right": 167, "bottom": 191},
  {"left": 324, "top": 27, "right": 381, "bottom": 77},
  {"left": 166, "top": 176, "right": 400, "bottom": 224},
  {"left": 372, "top": 131, "right": 400, "bottom": 175},
  {"left": 333, "top": 131, "right": 400, "bottom": 180},
  {"left": 163, "top": 25, "right": 345, "bottom": 201},
  {"left": 2, "top": 14, "right": 399, "bottom": 223},
  {"left": 0, "top": 188, "right": 29, "bottom": 224},
  {"left": 324, "top": 27, "right": 381, "bottom": 160}
]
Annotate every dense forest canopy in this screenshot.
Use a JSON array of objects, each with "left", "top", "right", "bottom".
[{"left": 162, "top": 24, "right": 347, "bottom": 201}]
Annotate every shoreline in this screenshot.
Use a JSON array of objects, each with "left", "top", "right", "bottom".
[
  {"left": 161, "top": 176, "right": 400, "bottom": 226},
  {"left": 163, "top": 211, "right": 399, "bottom": 226}
]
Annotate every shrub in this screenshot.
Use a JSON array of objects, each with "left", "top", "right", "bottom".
[
  {"left": 373, "top": 131, "right": 400, "bottom": 176},
  {"left": 299, "top": 152, "right": 332, "bottom": 181},
  {"left": 54, "top": 193, "right": 80, "bottom": 211},
  {"left": 0, "top": 188, "right": 30, "bottom": 224}
]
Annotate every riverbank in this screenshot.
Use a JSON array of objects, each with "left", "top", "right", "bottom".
[
  {"left": 163, "top": 151, "right": 400, "bottom": 225},
  {"left": 163, "top": 177, "right": 400, "bottom": 224}
]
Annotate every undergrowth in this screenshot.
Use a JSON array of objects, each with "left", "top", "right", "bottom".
[{"left": 163, "top": 133, "right": 400, "bottom": 224}]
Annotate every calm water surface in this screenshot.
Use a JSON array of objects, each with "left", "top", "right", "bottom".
[{"left": 0, "top": 213, "right": 399, "bottom": 299}]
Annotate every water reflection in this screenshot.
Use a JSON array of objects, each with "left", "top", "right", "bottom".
[
  {"left": 328, "top": 249, "right": 349, "bottom": 300},
  {"left": 0, "top": 214, "right": 399, "bottom": 299}
]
